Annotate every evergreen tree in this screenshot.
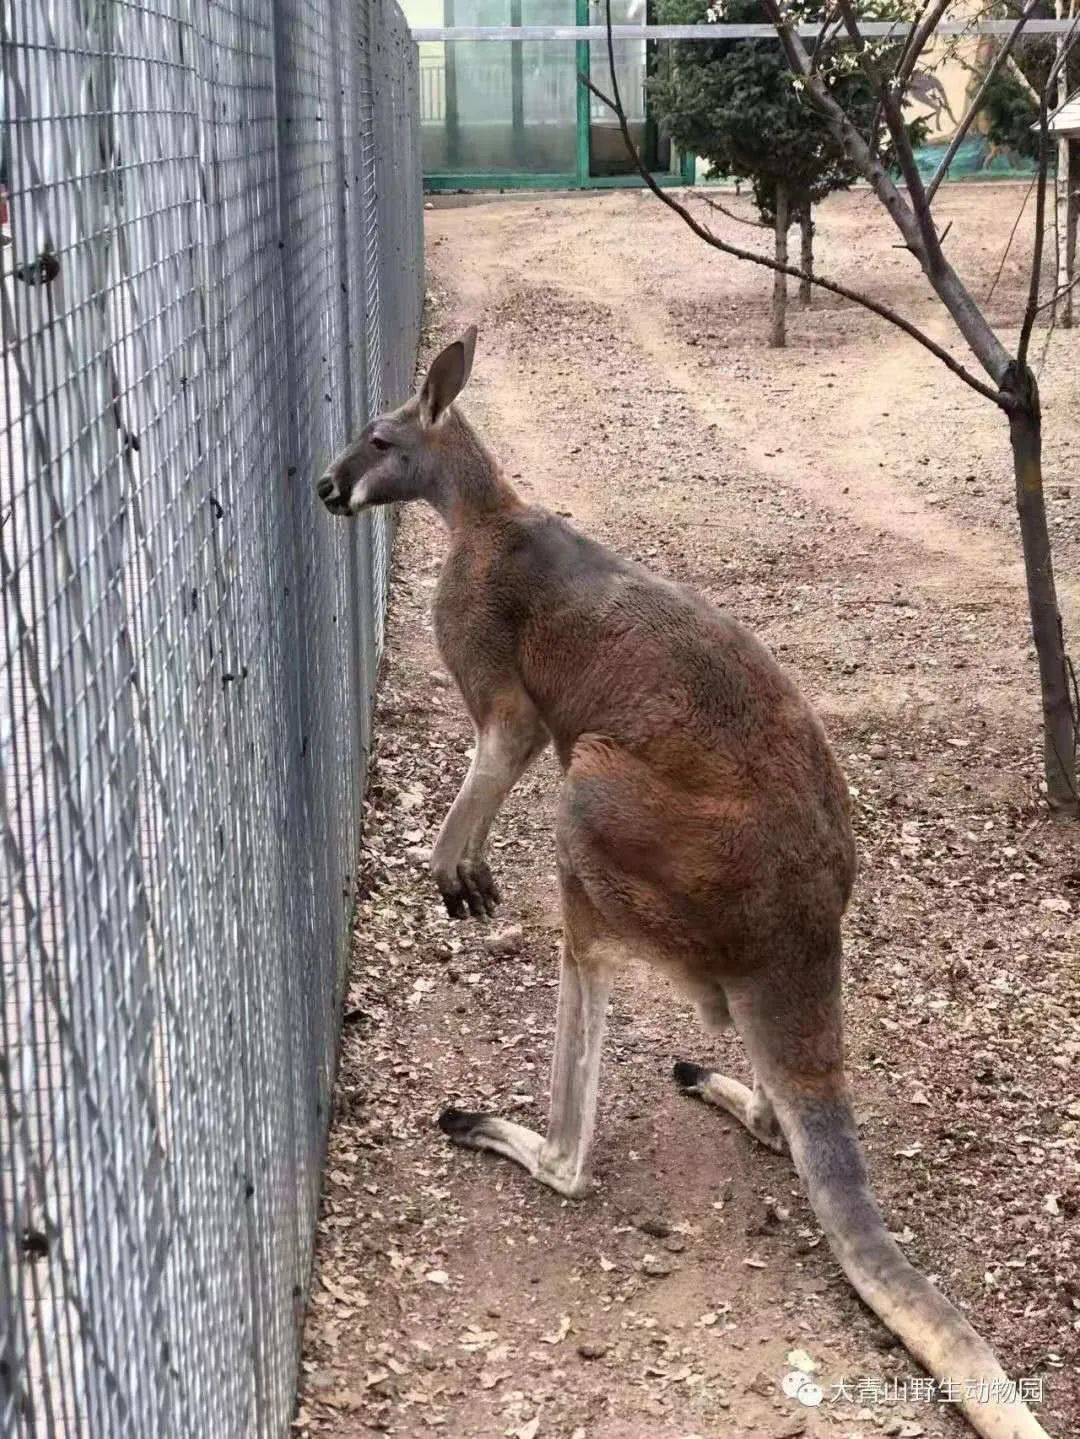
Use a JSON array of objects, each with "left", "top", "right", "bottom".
[{"left": 650, "top": 0, "right": 926, "bottom": 343}]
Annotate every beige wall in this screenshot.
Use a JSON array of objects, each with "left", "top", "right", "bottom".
[{"left": 909, "top": 33, "right": 990, "bottom": 143}]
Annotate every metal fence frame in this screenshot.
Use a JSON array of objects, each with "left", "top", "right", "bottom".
[{"left": 0, "top": 1, "right": 423, "bottom": 1435}]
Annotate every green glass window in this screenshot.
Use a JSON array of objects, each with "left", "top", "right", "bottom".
[{"left": 420, "top": 0, "right": 578, "bottom": 176}]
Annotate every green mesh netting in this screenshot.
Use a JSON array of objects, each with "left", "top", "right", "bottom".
[{"left": 913, "top": 135, "right": 1039, "bottom": 182}]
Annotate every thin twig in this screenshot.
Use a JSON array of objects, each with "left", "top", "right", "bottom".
[
  {"left": 1035, "top": 299, "right": 1060, "bottom": 376},
  {"left": 1017, "top": 47, "right": 1059, "bottom": 367},
  {"left": 985, "top": 172, "right": 1038, "bottom": 305},
  {"left": 697, "top": 192, "right": 770, "bottom": 229},
  {"left": 1035, "top": 269, "right": 1080, "bottom": 312},
  {"left": 1046, "top": 6, "right": 1080, "bottom": 86},
  {"left": 925, "top": 0, "right": 1042, "bottom": 204},
  {"left": 1034, "top": 273, "right": 1080, "bottom": 376},
  {"left": 580, "top": 13, "right": 1007, "bottom": 410},
  {"left": 834, "top": 0, "right": 943, "bottom": 266},
  {"left": 1048, "top": 728, "right": 1080, "bottom": 802}
]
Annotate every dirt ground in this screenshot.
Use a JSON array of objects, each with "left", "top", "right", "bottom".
[{"left": 294, "top": 185, "right": 1079, "bottom": 1439}]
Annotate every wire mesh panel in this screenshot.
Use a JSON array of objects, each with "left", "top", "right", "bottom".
[
  {"left": 370, "top": 0, "right": 424, "bottom": 654},
  {"left": 0, "top": 1, "right": 423, "bottom": 1435}
]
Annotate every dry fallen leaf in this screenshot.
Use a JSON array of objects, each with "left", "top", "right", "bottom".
[
  {"left": 326, "top": 1387, "right": 364, "bottom": 1409},
  {"left": 540, "top": 1314, "right": 571, "bottom": 1345}
]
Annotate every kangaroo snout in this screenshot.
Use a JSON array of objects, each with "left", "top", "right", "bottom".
[{"left": 317, "top": 469, "right": 352, "bottom": 517}]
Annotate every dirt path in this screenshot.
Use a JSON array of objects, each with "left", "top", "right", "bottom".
[{"left": 296, "top": 188, "right": 1079, "bottom": 1439}]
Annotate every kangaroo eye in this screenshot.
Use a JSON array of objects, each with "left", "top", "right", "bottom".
[{"left": 370, "top": 435, "right": 391, "bottom": 453}]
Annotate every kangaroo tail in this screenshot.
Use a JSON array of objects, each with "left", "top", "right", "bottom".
[{"left": 771, "top": 1084, "right": 1050, "bottom": 1439}]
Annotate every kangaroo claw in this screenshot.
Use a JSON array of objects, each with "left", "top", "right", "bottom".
[{"left": 435, "top": 858, "right": 501, "bottom": 919}]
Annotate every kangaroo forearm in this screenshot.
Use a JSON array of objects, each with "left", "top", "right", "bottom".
[
  {"left": 430, "top": 717, "right": 548, "bottom": 918},
  {"left": 432, "top": 761, "right": 509, "bottom": 871}
]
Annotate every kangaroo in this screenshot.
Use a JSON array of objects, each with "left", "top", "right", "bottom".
[{"left": 317, "top": 328, "right": 1052, "bottom": 1439}]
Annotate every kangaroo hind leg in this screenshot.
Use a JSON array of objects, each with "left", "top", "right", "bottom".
[
  {"left": 672, "top": 979, "right": 786, "bottom": 1153},
  {"left": 438, "top": 874, "right": 617, "bottom": 1198}
]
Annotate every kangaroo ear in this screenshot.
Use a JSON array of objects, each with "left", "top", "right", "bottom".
[{"left": 419, "top": 326, "right": 477, "bottom": 425}]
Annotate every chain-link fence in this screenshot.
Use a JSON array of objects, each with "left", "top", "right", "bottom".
[{"left": 0, "top": 0, "right": 423, "bottom": 1433}]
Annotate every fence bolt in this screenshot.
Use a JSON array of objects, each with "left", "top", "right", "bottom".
[{"left": 14, "top": 249, "right": 60, "bottom": 286}]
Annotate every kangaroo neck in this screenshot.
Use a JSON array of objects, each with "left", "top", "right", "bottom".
[{"left": 427, "top": 409, "right": 524, "bottom": 531}]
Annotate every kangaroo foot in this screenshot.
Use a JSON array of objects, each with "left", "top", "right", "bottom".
[{"left": 673, "top": 1061, "right": 787, "bottom": 1155}]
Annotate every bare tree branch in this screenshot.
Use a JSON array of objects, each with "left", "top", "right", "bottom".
[
  {"left": 896, "top": 0, "right": 954, "bottom": 92},
  {"left": 1006, "top": 51, "right": 1040, "bottom": 104},
  {"left": 925, "top": 0, "right": 1042, "bottom": 203},
  {"left": 1018, "top": 39, "right": 1063, "bottom": 365},
  {"left": 833, "top": 0, "right": 944, "bottom": 266},
  {"left": 760, "top": 0, "right": 1016, "bottom": 388},
  {"left": 579, "top": 10, "right": 1008, "bottom": 409},
  {"left": 809, "top": 3, "right": 845, "bottom": 73},
  {"left": 1036, "top": 270, "right": 1080, "bottom": 312},
  {"left": 1015, "top": 14, "right": 1080, "bottom": 361},
  {"left": 1046, "top": 12, "right": 1080, "bottom": 97},
  {"left": 696, "top": 192, "right": 770, "bottom": 229},
  {"left": 764, "top": 0, "right": 923, "bottom": 243},
  {"left": 1034, "top": 269, "right": 1080, "bottom": 379}
]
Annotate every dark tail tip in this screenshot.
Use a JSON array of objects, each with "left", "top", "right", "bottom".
[
  {"left": 438, "top": 1105, "right": 484, "bottom": 1136},
  {"left": 673, "top": 1060, "right": 708, "bottom": 1092}
]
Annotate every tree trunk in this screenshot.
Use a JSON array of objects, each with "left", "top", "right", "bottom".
[
  {"left": 1057, "top": 136, "right": 1073, "bottom": 327},
  {"left": 1064, "top": 138, "right": 1079, "bottom": 330},
  {"left": 771, "top": 182, "right": 789, "bottom": 348},
  {"left": 1055, "top": 0, "right": 1073, "bottom": 327},
  {"left": 1007, "top": 368, "right": 1078, "bottom": 813},
  {"left": 799, "top": 207, "right": 813, "bottom": 307}
]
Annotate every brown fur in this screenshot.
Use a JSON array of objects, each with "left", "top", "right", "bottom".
[{"left": 317, "top": 331, "right": 1051, "bottom": 1439}]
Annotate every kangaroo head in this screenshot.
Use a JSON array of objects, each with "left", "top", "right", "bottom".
[{"left": 317, "top": 327, "right": 477, "bottom": 517}]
